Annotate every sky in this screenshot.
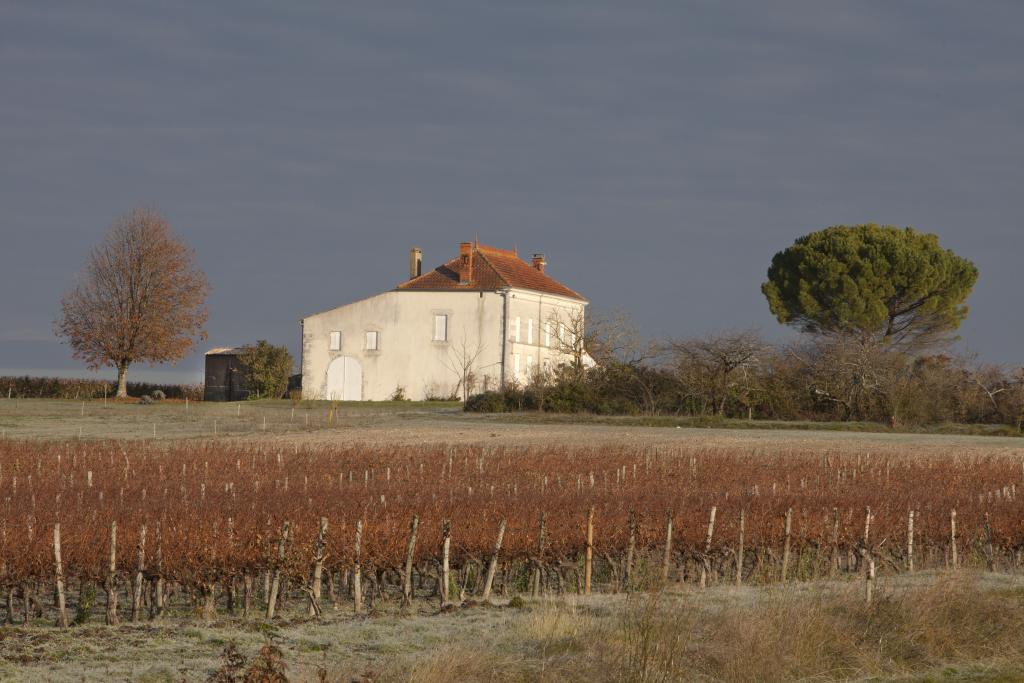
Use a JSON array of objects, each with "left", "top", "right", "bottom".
[{"left": 1, "top": 1, "right": 1022, "bottom": 384}]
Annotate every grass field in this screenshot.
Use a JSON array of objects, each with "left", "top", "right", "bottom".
[
  {"left": 1, "top": 572, "right": 1022, "bottom": 682},
  {"left": 1, "top": 398, "right": 1021, "bottom": 452},
  {"left": 1, "top": 397, "right": 1023, "bottom": 682}
]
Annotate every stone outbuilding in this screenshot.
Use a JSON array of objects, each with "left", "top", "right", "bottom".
[{"left": 203, "top": 347, "right": 249, "bottom": 402}]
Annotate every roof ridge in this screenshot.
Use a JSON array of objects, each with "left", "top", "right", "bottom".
[
  {"left": 479, "top": 247, "right": 586, "bottom": 301},
  {"left": 395, "top": 243, "right": 585, "bottom": 301},
  {"left": 470, "top": 249, "right": 511, "bottom": 289},
  {"left": 474, "top": 243, "right": 517, "bottom": 256}
]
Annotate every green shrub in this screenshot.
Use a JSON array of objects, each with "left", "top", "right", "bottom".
[
  {"left": 237, "top": 340, "right": 294, "bottom": 400},
  {"left": 465, "top": 392, "right": 506, "bottom": 413}
]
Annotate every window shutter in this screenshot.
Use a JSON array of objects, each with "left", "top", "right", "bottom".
[
  {"left": 434, "top": 314, "right": 447, "bottom": 341},
  {"left": 514, "top": 317, "right": 521, "bottom": 343},
  {"left": 527, "top": 318, "right": 533, "bottom": 344}
]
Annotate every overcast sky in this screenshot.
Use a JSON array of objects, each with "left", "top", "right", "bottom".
[{"left": 2, "top": 1, "right": 1022, "bottom": 383}]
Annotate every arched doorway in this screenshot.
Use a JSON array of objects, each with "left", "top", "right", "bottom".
[{"left": 326, "top": 356, "right": 362, "bottom": 401}]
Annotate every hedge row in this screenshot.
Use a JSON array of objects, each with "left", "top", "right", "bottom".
[{"left": 0, "top": 376, "right": 203, "bottom": 401}]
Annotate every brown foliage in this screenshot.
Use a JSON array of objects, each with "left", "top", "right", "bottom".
[
  {"left": 55, "top": 207, "right": 209, "bottom": 396},
  {"left": 0, "top": 440, "right": 1021, "bottom": 590}
]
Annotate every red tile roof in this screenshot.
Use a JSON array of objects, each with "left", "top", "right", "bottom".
[{"left": 397, "top": 243, "right": 586, "bottom": 301}]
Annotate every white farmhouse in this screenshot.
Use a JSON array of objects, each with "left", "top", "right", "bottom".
[{"left": 301, "top": 242, "right": 587, "bottom": 401}]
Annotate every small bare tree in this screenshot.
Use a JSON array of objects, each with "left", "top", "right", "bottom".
[
  {"left": 546, "top": 307, "right": 592, "bottom": 383},
  {"left": 55, "top": 208, "right": 209, "bottom": 397},
  {"left": 668, "top": 329, "right": 765, "bottom": 416},
  {"left": 788, "top": 333, "right": 912, "bottom": 423},
  {"left": 444, "top": 333, "right": 486, "bottom": 401}
]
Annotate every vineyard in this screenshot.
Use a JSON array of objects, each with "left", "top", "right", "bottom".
[{"left": 1, "top": 439, "right": 1022, "bottom": 627}]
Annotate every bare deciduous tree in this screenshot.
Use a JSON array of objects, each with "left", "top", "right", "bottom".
[
  {"left": 445, "top": 333, "right": 486, "bottom": 402},
  {"left": 546, "top": 307, "right": 593, "bottom": 383},
  {"left": 668, "top": 330, "right": 766, "bottom": 416},
  {"left": 55, "top": 208, "right": 209, "bottom": 397}
]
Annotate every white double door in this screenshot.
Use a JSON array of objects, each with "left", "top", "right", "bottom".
[{"left": 326, "top": 356, "right": 363, "bottom": 401}]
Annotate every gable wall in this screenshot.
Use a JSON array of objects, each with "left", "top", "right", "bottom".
[{"left": 302, "top": 290, "right": 505, "bottom": 401}]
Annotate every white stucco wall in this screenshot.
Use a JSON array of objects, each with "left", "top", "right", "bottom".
[{"left": 301, "top": 288, "right": 585, "bottom": 401}]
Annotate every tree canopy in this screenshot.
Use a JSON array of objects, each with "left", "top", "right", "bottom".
[
  {"left": 761, "top": 225, "right": 978, "bottom": 348},
  {"left": 55, "top": 208, "right": 209, "bottom": 396}
]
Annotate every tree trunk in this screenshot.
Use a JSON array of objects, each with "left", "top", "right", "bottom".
[{"left": 116, "top": 362, "right": 129, "bottom": 398}]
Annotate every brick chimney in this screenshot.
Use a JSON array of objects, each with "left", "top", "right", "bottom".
[
  {"left": 409, "top": 247, "right": 422, "bottom": 279},
  {"left": 459, "top": 242, "right": 473, "bottom": 284},
  {"left": 531, "top": 253, "right": 546, "bottom": 273}
]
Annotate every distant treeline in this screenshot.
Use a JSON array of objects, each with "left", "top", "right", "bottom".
[
  {"left": 467, "top": 329, "right": 1024, "bottom": 431},
  {"left": 1, "top": 376, "right": 204, "bottom": 401}
]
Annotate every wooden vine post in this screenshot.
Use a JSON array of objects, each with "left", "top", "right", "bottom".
[
  {"left": 584, "top": 507, "right": 595, "bottom": 595},
  {"left": 661, "top": 510, "right": 673, "bottom": 583},
  {"left": 19, "top": 520, "right": 34, "bottom": 626},
  {"left": 402, "top": 515, "right": 419, "bottom": 607},
  {"left": 906, "top": 509, "right": 914, "bottom": 573},
  {"left": 243, "top": 572, "right": 253, "bottom": 619},
  {"left": 781, "top": 507, "right": 793, "bottom": 583},
  {"left": 308, "top": 516, "right": 328, "bottom": 618},
  {"left": 53, "top": 523, "right": 68, "bottom": 629},
  {"left": 735, "top": 509, "right": 745, "bottom": 587},
  {"left": 983, "top": 512, "right": 995, "bottom": 572},
  {"left": 481, "top": 517, "right": 507, "bottom": 602},
  {"left": 353, "top": 520, "right": 363, "bottom": 614},
  {"left": 949, "top": 509, "right": 958, "bottom": 569},
  {"left": 104, "top": 521, "right": 118, "bottom": 625},
  {"left": 862, "top": 507, "right": 874, "bottom": 605},
  {"left": 131, "top": 524, "right": 146, "bottom": 621},
  {"left": 266, "top": 520, "right": 290, "bottom": 620},
  {"left": 152, "top": 521, "right": 165, "bottom": 619},
  {"left": 531, "top": 513, "right": 546, "bottom": 597},
  {"left": 700, "top": 506, "right": 717, "bottom": 589},
  {"left": 828, "top": 507, "right": 840, "bottom": 577},
  {"left": 440, "top": 519, "right": 452, "bottom": 607},
  {"left": 624, "top": 510, "right": 637, "bottom": 591}
]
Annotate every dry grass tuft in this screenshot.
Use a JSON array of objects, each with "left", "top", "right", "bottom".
[
  {"left": 604, "top": 573, "right": 1024, "bottom": 682},
  {"left": 378, "top": 572, "right": 1024, "bottom": 683}
]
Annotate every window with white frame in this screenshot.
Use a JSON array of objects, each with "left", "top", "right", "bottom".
[
  {"left": 542, "top": 358, "right": 550, "bottom": 374},
  {"left": 526, "top": 355, "right": 533, "bottom": 378},
  {"left": 513, "top": 316, "right": 521, "bottom": 343},
  {"left": 544, "top": 321, "right": 552, "bottom": 347},
  {"left": 433, "top": 314, "right": 448, "bottom": 341},
  {"left": 329, "top": 331, "right": 341, "bottom": 351},
  {"left": 365, "top": 331, "right": 379, "bottom": 351},
  {"left": 527, "top": 318, "right": 533, "bottom": 344},
  {"left": 513, "top": 353, "right": 521, "bottom": 376}
]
